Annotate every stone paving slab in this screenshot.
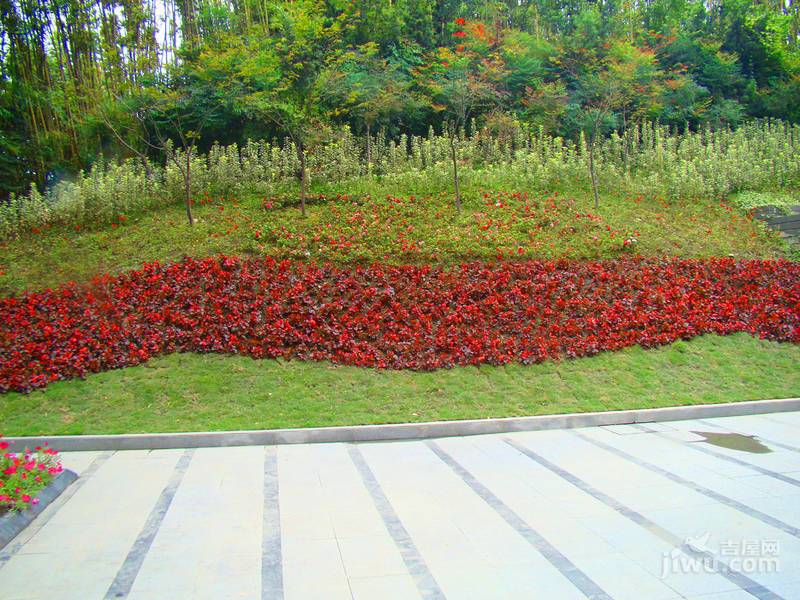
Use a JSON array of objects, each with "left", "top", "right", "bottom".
[{"left": 1, "top": 412, "right": 799, "bottom": 599}]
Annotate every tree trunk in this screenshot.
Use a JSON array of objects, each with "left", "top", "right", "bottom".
[
  {"left": 297, "top": 141, "right": 307, "bottom": 217},
  {"left": 184, "top": 146, "right": 194, "bottom": 226},
  {"left": 449, "top": 132, "right": 461, "bottom": 211},
  {"left": 366, "top": 122, "right": 371, "bottom": 174},
  {"left": 588, "top": 139, "right": 599, "bottom": 211}
]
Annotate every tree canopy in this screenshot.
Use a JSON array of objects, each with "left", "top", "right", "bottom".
[{"left": 1, "top": 0, "right": 799, "bottom": 197}]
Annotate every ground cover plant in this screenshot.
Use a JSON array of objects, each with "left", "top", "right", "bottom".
[
  {"left": 2, "top": 255, "right": 798, "bottom": 394},
  {"left": 729, "top": 190, "right": 800, "bottom": 212},
  {"left": 0, "top": 435, "right": 63, "bottom": 512}
]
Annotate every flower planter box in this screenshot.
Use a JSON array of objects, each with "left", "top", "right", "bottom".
[{"left": 0, "top": 469, "right": 78, "bottom": 550}]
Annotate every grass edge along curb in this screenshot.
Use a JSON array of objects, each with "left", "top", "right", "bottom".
[
  {"left": 6, "top": 397, "right": 799, "bottom": 452},
  {"left": 0, "top": 470, "right": 78, "bottom": 550}
]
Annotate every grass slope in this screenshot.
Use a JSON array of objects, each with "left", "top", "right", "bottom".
[
  {"left": 2, "top": 334, "right": 798, "bottom": 436},
  {"left": 0, "top": 187, "right": 788, "bottom": 295}
]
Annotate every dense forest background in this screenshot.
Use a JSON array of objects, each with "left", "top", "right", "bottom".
[{"left": 1, "top": 0, "right": 799, "bottom": 199}]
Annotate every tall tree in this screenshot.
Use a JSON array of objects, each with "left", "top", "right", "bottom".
[
  {"left": 235, "top": 5, "right": 339, "bottom": 216},
  {"left": 570, "top": 40, "right": 666, "bottom": 209},
  {"left": 318, "top": 42, "right": 413, "bottom": 171},
  {"left": 421, "top": 18, "right": 504, "bottom": 210}
]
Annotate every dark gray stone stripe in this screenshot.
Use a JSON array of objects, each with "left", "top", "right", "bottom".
[
  {"left": 426, "top": 441, "right": 613, "bottom": 600},
  {"left": 573, "top": 431, "right": 800, "bottom": 539},
  {"left": 104, "top": 449, "right": 194, "bottom": 600},
  {"left": 650, "top": 431, "right": 800, "bottom": 489},
  {"left": 0, "top": 451, "right": 113, "bottom": 569},
  {"left": 504, "top": 438, "right": 783, "bottom": 600},
  {"left": 348, "top": 444, "right": 445, "bottom": 600},
  {"left": 262, "top": 447, "right": 283, "bottom": 600},
  {"left": 697, "top": 419, "right": 800, "bottom": 454}
]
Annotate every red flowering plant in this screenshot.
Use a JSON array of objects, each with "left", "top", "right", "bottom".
[
  {"left": 0, "top": 256, "right": 798, "bottom": 392},
  {"left": 0, "top": 435, "right": 62, "bottom": 512}
]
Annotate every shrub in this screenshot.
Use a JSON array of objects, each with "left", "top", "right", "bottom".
[
  {"left": 728, "top": 190, "right": 799, "bottom": 212},
  {"left": 0, "top": 435, "right": 63, "bottom": 512},
  {"left": 1, "top": 120, "right": 798, "bottom": 239},
  {"left": 1, "top": 256, "right": 797, "bottom": 392}
]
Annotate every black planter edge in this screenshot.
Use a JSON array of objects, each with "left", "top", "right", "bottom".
[{"left": 0, "top": 469, "right": 78, "bottom": 551}]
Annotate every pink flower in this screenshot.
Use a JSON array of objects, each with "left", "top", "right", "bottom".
[
  {"left": 21, "top": 494, "right": 31, "bottom": 503},
  {"left": 3, "top": 466, "right": 16, "bottom": 475},
  {"left": 32, "top": 498, "right": 40, "bottom": 505}
]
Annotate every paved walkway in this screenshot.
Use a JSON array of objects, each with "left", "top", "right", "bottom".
[{"left": 2, "top": 412, "right": 800, "bottom": 600}]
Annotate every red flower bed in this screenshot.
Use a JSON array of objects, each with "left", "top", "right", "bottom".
[{"left": 1, "top": 257, "right": 798, "bottom": 392}]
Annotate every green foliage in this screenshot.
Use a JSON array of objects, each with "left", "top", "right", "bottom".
[
  {"left": 317, "top": 43, "right": 413, "bottom": 133},
  {"left": 3, "top": 0, "right": 800, "bottom": 198},
  {"left": 729, "top": 190, "right": 800, "bottom": 211},
  {"left": 0, "top": 154, "right": 790, "bottom": 297},
  {"left": 1, "top": 119, "right": 798, "bottom": 239}
]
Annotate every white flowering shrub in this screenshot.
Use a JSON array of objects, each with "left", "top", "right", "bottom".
[{"left": 2, "top": 120, "right": 798, "bottom": 239}]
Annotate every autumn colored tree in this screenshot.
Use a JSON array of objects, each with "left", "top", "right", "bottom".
[{"left": 422, "top": 19, "right": 505, "bottom": 210}]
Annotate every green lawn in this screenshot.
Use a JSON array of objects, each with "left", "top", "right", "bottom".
[
  {"left": 1, "top": 183, "right": 797, "bottom": 436},
  {"left": 0, "top": 185, "right": 788, "bottom": 295},
  {"left": 2, "top": 334, "right": 798, "bottom": 436}
]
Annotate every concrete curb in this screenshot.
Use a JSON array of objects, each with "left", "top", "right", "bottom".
[
  {"left": 5, "top": 397, "right": 800, "bottom": 452},
  {"left": 0, "top": 470, "right": 78, "bottom": 550}
]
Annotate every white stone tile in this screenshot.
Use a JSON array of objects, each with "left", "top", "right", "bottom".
[
  {"left": 336, "top": 535, "right": 409, "bottom": 578},
  {"left": 348, "top": 573, "right": 421, "bottom": 600},
  {"left": 682, "top": 592, "right": 765, "bottom": 600},
  {"left": 1, "top": 450, "right": 181, "bottom": 599},
  {"left": 282, "top": 537, "right": 351, "bottom": 600},
  {"left": 127, "top": 446, "right": 263, "bottom": 599},
  {"left": 576, "top": 553, "right": 682, "bottom": 599},
  {"left": 600, "top": 424, "right": 650, "bottom": 435},
  {"left": 433, "top": 563, "right": 587, "bottom": 599},
  {"left": 5, "top": 410, "right": 800, "bottom": 600},
  {"left": 0, "top": 552, "right": 122, "bottom": 600},
  {"left": 358, "top": 440, "right": 577, "bottom": 595}
]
